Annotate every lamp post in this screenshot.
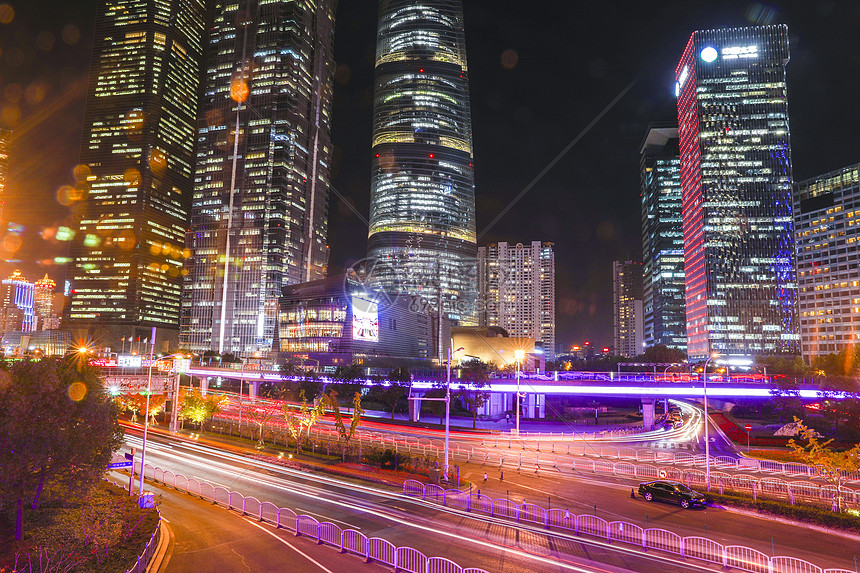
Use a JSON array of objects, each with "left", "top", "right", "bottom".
[
  {"left": 514, "top": 348, "right": 525, "bottom": 436},
  {"left": 238, "top": 359, "right": 247, "bottom": 434},
  {"left": 702, "top": 352, "right": 720, "bottom": 491},
  {"left": 138, "top": 327, "right": 157, "bottom": 500},
  {"left": 444, "top": 346, "right": 465, "bottom": 482}
]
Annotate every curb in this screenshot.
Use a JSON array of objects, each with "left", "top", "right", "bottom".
[{"left": 146, "top": 518, "right": 175, "bottom": 573}]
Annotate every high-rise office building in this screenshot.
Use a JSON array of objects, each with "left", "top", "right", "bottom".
[
  {"left": 182, "top": 0, "right": 336, "bottom": 357},
  {"left": 0, "top": 270, "right": 35, "bottom": 333},
  {"left": 0, "top": 129, "right": 9, "bottom": 229},
  {"left": 794, "top": 164, "right": 860, "bottom": 361},
  {"left": 640, "top": 125, "right": 686, "bottom": 352},
  {"left": 68, "top": 0, "right": 209, "bottom": 350},
  {"left": 477, "top": 241, "right": 556, "bottom": 359},
  {"left": 34, "top": 274, "right": 60, "bottom": 330},
  {"left": 675, "top": 25, "right": 798, "bottom": 360},
  {"left": 367, "top": 0, "right": 478, "bottom": 324},
  {"left": 613, "top": 260, "right": 644, "bottom": 358}
]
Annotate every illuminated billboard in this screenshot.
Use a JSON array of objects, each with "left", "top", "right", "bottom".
[{"left": 352, "top": 296, "right": 379, "bottom": 342}]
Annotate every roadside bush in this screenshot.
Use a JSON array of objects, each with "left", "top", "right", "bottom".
[
  {"left": 707, "top": 491, "right": 860, "bottom": 533},
  {"left": 364, "top": 448, "right": 412, "bottom": 470}
]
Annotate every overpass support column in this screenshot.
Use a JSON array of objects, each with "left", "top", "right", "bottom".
[
  {"left": 642, "top": 398, "right": 656, "bottom": 430},
  {"left": 248, "top": 381, "right": 260, "bottom": 402},
  {"left": 200, "top": 377, "right": 209, "bottom": 396},
  {"left": 409, "top": 393, "right": 422, "bottom": 422}
]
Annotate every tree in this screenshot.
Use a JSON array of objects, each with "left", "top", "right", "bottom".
[
  {"left": 788, "top": 417, "right": 860, "bottom": 511},
  {"left": 329, "top": 363, "right": 365, "bottom": 400},
  {"left": 242, "top": 400, "right": 280, "bottom": 447},
  {"left": 178, "top": 388, "right": 225, "bottom": 430},
  {"left": 638, "top": 344, "right": 686, "bottom": 364},
  {"left": 456, "top": 360, "right": 491, "bottom": 429},
  {"left": 0, "top": 358, "right": 124, "bottom": 540},
  {"left": 319, "top": 389, "right": 363, "bottom": 444},
  {"left": 281, "top": 390, "right": 324, "bottom": 453},
  {"left": 369, "top": 367, "right": 410, "bottom": 419},
  {"left": 117, "top": 392, "right": 167, "bottom": 425}
]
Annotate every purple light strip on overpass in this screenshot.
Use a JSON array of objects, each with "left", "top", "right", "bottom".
[{"left": 185, "top": 368, "right": 851, "bottom": 399}]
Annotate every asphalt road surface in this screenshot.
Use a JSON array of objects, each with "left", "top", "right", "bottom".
[{"left": 117, "top": 427, "right": 859, "bottom": 573}]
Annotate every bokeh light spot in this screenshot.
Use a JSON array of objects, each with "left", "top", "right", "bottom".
[
  {"left": 5, "top": 84, "right": 22, "bottom": 103},
  {"left": 73, "top": 164, "right": 91, "bottom": 183},
  {"left": 56, "top": 226, "right": 75, "bottom": 241},
  {"left": 2, "top": 233, "right": 22, "bottom": 253},
  {"left": 2, "top": 105, "right": 21, "bottom": 126},
  {"left": 25, "top": 82, "right": 48, "bottom": 105},
  {"left": 36, "top": 31, "right": 55, "bottom": 51},
  {"left": 61, "top": 24, "right": 80, "bottom": 45},
  {"left": 124, "top": 167, "right": 141, "bottom": 186},
  {"left": 501, "top": 49, "right": 518, "bottom": 70},
  {"left": 84, "top": 234, "right": 101, "bottom": 248},
  {"left": 148, "top": 148, "right": 167, "bottom": 175},
  {"left": 0, "top": 4, "right": 14, "bottom": 24},
  {"left": 68, "top": 382, "right": 87, "bottom": 402},
  {"left": 230, "top": 78, "right": 249, "bottom": 103}
]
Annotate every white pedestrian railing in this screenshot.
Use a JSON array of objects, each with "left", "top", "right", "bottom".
[
  {"left": 132, "top": 462, "right": 490, "bottom": 573},
  {"left": 403, "top": 480, "right": 856, "bottom": 573}
]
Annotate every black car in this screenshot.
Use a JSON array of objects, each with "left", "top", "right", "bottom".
[{"left": 638, "top": 480, "right": 707, "bottom": 509}]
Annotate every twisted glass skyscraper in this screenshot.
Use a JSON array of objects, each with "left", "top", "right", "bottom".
[
  {"left": 181, "top": 0, "right": 336, "bottom": 356},
  {"left": 367, "top": 0, "right": 478, "bottom": 324}
]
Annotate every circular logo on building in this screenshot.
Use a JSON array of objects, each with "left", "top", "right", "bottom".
[
  {"left": 343, "top": 257, "right": 398, "bottom": 312},
  {"left": 700, "top": 46, "right": 718, "bottom": 63}
]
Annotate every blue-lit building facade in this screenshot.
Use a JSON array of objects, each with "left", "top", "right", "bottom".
[
  {"left": 367, "top": 0, "right": 478, "bottom": 325},
  {"left": 675, "top": 25, "right": 798, "bottom": 360},
  {"left": 640, "top": 125, "right": 686, "bottom": 352},
  {"left": 0, "top": 270, "right": 35, "bottom": 333},
  {"left": 182, "top": 0, "right": 337, "bottom": 357},
  {"left": 794, "top": 164, "right": 860, "bottom": 361}
]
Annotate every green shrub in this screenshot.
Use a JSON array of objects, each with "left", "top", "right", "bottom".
[{"left": 707, "top": 491, "right": 860, "bottom": 533}]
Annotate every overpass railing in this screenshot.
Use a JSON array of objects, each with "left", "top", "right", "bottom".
[
  {"left": 403, "top": 480, "right": 856, "bottom": 573},
  {"left": 131, "top": 461, "right": 489, "bottom": 573}
]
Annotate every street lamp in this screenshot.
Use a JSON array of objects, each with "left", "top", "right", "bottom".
[
  {"left": 444, "top": 346, "right": 466, "bottom": 482},
  {"left": 138, "top": 328, "right": 157, "bottom": 501},
  {"left": 702, "top": 352, "right": 720, "bottom": 491},
  {"left": 514, "top": 348, "right": 525, "bottom": 436}
]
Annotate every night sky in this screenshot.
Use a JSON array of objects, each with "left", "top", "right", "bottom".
[{"left": 1, "top": 1, "right": 859, "bottom": 349}]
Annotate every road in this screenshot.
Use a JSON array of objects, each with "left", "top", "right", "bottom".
[
  {"left": 152, "top": 483, "right": 389, "bottom": 573},
  {"left": 119, "top": 427, "right": 858, "bottom": 573}
]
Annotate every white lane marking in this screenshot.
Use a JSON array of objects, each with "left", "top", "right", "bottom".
[
  {"left": 242, "top": 518, "right": 337, "bottom": 573},
  {"left": 292, "top": 509, "right": 361, "bottom": 530}
]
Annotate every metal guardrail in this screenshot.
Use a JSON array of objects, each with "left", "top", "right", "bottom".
[
  {"left": 125, "top": 508, "right": 161, "bottom": 573},
  {"left": 403, "top": 480, "right": 856, "bottom": 573},
  {"left": 207, "top": 415, "right": 860, "bottom": 507},
  {"left": 133, "top": 462, "right": 490, "bottom": 573},
  {"left": 101, "top": 476, "right": 162, "bottom": 573}
]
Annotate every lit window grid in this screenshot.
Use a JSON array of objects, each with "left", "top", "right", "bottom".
[{"left": 676, "top": 25, "right": 798, "bottom": 359}]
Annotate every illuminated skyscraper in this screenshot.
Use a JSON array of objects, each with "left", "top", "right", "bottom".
[
  {"left": 34, "top": 274, "right": 59, "bottom": 330},
  {"left": 0, "top": 129, "right": 9, "bottom": 229},
  {"left": 640, "top": 125, "right": 685, "bottom": 351},
  {"left": 367, "top": 0, "right": 478, "bottom": 324},
  {"left": 68, "top": 0, "right": 209, "bottom": 349},
  {"left": 613, "top": 260, "right": 644, "bottom": 358},
  {"left": 794, "top": 164, "right": 860, "bottom": 361},
  {"left": 675, "top": 25, "right": 798, "bottom": 360},
  {"left": 477, "top": 241, "right": 555, "bottom": 359},
  {"left": 181, "top": 0, "right": 336, "bottom": 357},
  {"left": 0, "top": 270, "right": 35, "bottom": 333}
]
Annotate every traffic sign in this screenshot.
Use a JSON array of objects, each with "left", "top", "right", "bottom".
[
  {"left": 108, "top": 461, "right": 133, "bottom": 469},
  {"left": 744, "top": 424, "right": 752, "bottom": 432},
  {"left": 125, "top": 452, "right": 134, "bottom": 461}
]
